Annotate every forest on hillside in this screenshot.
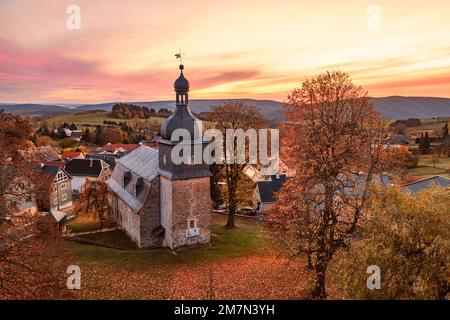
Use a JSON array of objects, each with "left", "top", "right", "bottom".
[{"left": 111, "top": 103, "right": 172, "bottom": 119}]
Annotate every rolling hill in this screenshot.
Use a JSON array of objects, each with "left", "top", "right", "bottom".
[{"left": 2, "top": 96, "right": 450, "bottom": 120}]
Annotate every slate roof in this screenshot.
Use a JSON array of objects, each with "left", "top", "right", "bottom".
[
  {"left": 106, "top": 146, "right": 159, "bottom": 213},
  {"left": 41, "top": 165, "right": 60, "bottom": 178},
  {"left": 256, "top": 172, "right": 391, "bottom": 204},
  {"left": 402, "top": 176, "right": 450, "bottom": 195},
  {"left": 41, "top": 165, "right": 70, "bottom": 179},
  {"left": 257, "top": 174, "right": 288, "bottom": 203},
  {"left": 114, "top": 146, "right": 159, "bottom": 182},
  {"left": 86, "top": 153, "right": 117, "bottom": 169},
  {"left": 65, "top": 158, "right": 107, "bottom": 177}
]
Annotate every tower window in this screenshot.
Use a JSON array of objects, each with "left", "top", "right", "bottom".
[{"left": 189, "top": 219, "right": 196, "bottom": 229}]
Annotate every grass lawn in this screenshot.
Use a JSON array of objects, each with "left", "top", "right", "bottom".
[
  {"left": 407, "top": 166, "right": 450, "bottom": 178},
  {"left": 65, "top": 213, "right": 270, "bottom": 269},
  {"left": 63, "top": 214, "right": 341, "bottom": 299},
  {"left": 66, "top": 214, "right": 104, "bottom": 233}
]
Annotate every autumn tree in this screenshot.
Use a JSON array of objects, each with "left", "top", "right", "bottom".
[
  {"left": 339, "top": 185, "right": 450, "bottom": 299},
  {"left": 0, "top": 111, "right": 69, "bottom": 299},
  {"left": 210, "top": 102, "right": 266, "bottom": 228},
  {"left": 73, "top": 179, "right": 111, "bottom": 227},
  {"left": 267, "top": 71, "right": 385, "bottom": 298},
  {"left": 82, "top": 128, "right": 92, "bottom": 143},
  {"left": 36, "top": 135, "right": 57, "bottom": 147},
  {"left": 58, "top": 137, "right": 78, "bottom": 149},
  {"left": 384, "top": 146, "right": 418, "bottom": 178},
  {"left": 208, "top": 103, "right": 267, "bottom": 228},
  {"left": 96, "top": 127, "right": 127, "bottom": 145}
]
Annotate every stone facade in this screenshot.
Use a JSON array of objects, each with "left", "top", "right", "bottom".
[
  {"left": 107, "top": 64, "right": 213, "bottom": 250},
  {"left": 108, "top": 147, "right": 163, "bottom": 248},
  {"left": 160, "top": 176, "right": 211, "bottom": 248}
]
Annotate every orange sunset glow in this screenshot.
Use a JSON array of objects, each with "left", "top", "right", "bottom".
[{"left": 0, "top": 0, "right": 449, "bottom": 103}]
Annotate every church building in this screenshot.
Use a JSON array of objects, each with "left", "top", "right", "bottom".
[{"left": 107, "top": 64, "right": 212, "bottom": 249}]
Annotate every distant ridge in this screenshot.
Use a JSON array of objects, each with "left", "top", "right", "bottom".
[{"left": 2, "top": 96, "right": 450, "bottom": 120}]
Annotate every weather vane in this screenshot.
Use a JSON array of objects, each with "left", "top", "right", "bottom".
[{"left": 174, "top": 49, "right": 184, "bottom": 65}]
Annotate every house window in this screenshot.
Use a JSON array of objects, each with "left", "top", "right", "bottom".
[
  {"left": 61, "top": 194, "right": 67, "bottom": 201},
  {"left": 61, "top": 183, "right": 66, "bottom": 190}
]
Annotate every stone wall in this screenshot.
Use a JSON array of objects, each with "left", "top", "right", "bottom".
[
  {"left": 160, "top": 176, "right": 211, "bottom": 249},
  {"left": 139, "top": 176, "right": 162, "bottom": 248},
  {"left": 117, "top": 197, "right": 141, "bottom": 245}
]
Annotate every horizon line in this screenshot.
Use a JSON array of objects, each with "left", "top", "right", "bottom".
[{"left": 2, "top": 95, "right": 450, "bottom": 106}]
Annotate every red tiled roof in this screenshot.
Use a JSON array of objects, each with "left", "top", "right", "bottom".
[
  {"left": 62, "top": 151, "right": 83, "bottom": 159},
  {"left": 45, "top": 161, "right": 65, "bottom": 167},
  {"left": 101, "top": 143, "right": 140, "bottom": 152}
]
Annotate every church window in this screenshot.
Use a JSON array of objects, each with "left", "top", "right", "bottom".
[
  {"left": 134, "top": 178, "right": 144, "bottom": 198},
  {"left": 189, "top": 219, "right": 196, "bottom": 229},
  {"left": 123, "top": 171, "right": 131, "bottom": 187}
]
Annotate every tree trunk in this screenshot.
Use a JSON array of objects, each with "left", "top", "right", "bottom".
[
  {"left": 311, "top": 259, "right": 327, "bottom": 299},
  {"left": 226, "top": 199, "right": 236, "bottom": 228},
  {"left": 226, "top": 178, "right": 237, "bottom": 228}
]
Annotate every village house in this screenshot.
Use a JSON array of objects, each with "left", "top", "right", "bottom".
[
  {"left": 254, "top": 174, "right": 288, "bottom": 213},
  {"left": 40, "top": 165, "right": 73, "bottom": 211},
  {"left": 62, "top": 150, "right": 85, "bottom": 160},
  {"left": 107, "top": 64, "right": 212, "bottom": 249},
  {"left": 64, "top": 158, "right": 111, "bottom": 195},
  {"left": 62, "top": 128, "right": 83, "bottom": 141},
  {"left": 402, "top": 175, "right": 450, "bottom": 195},
  {"left": 35, "top": 145, "right": 61, "bottom": 162},
  {"left": 254, "top": 172, "right": 392, "bottom": 213},
  {"left": 98, "top": 143, "right": 141, "bottom": 154}
]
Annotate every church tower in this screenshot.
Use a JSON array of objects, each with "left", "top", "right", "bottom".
[{"left": 158, "top": 64, "right": 212, "bottom": 249}]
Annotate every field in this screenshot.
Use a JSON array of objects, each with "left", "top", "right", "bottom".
[
  {"left": 406, "top": 155, "right": 450, "bottom": 179},
  {"left": 39, "top": 111, "right": 165, "bottom": 129},
  {"left": 64, "top": 213, "right": 342, "bottom": 299},
  {"left": 415, "top": 117, "right": 449, "bottom": 131}
]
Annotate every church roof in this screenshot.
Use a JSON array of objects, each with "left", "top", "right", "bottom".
[
  {"left": 160, "top": 64, "right": 204, "bottom": 142},
  {"left": 174, "top": 64, "right": 190, "bottom": 92},
  {"left": 107, "top": 146, "right": 159, "bottom": 213},
  {"left": 115, "top": 146, "right": 159, "bottom": 182}
]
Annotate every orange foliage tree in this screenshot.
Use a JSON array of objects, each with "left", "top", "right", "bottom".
[
  {"left": 267, "top": 72, "right": 386, "bottom": 299},
  {"left": 73, "top": 179, "right": 111, "bottom": 227},
  {"left": 0, "top": 111, "right": 70, "bottom": 299}
]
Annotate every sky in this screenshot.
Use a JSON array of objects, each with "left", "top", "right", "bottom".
[{"left": 0, "top": 0, "right": 449, "bottom": 104}]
